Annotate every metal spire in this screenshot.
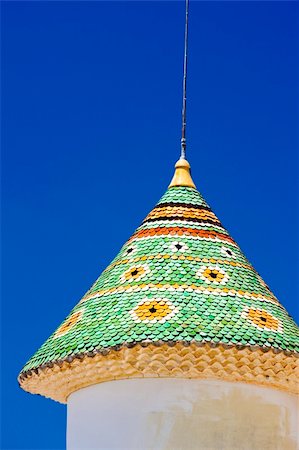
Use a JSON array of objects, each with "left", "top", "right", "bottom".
[{"left": 180, "top": 0, "right": 189, "bottom": 160}]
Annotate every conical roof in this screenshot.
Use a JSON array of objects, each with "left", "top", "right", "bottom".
[{"left": 19, "top": 159, "right": 299, "bottom": 403}]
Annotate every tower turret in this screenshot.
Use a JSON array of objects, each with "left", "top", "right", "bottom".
[{"left": 19, "top": 160, "right": 299, "bottom": 449}]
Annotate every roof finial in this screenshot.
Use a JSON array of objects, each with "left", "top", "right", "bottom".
[
  {"left": 180, "top": 0, "right": 189, "bottom": 160},
  {"left": 169, "top": 158, "right": 196, "bottom": 188}
]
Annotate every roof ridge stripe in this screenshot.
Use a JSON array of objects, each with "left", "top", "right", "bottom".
[
  {"left": 80, "top": 283, "right": 280, "bottom": 306},
  {"left": 105, "top": 255, "right": 254, "bottom": 271},
  {"left": 152, "top": 202, "right": 212, "bottom": 211},
  {"left": 143, "top": 217, "right": 222, "bottom": 226},
  {"left": 129, "top": 227, "right": 235, "bottom": 243}
]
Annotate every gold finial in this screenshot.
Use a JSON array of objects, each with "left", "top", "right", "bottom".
[{"left": 168, "top": 158, "right": 196, "bottom": 188}]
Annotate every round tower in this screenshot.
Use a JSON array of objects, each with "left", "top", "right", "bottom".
[{"left": 19, "top": 160, "right": 298, "bottom": 449}]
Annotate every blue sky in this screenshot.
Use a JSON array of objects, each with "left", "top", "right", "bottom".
[{"left": 2, "top": 1, "right": 298, "bottom": 449}]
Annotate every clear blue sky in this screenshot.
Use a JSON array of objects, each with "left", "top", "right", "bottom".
[{"left": 2, "top": 1, "right": 298, "bottom": 449}]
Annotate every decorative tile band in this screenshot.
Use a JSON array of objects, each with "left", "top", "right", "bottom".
[
  {"left": 143, "top": 205, "right": 220, "bottom": 224},
  {"left": 80, "top": 283, "right": 280, "bottom": 306},
  {"left": 139, "top": 221, "right": 228, "bottom": 233},
  {"left": 129, "top": 227, "right": 235, "bottom": 244},
  {"left": 104, "top": 254, "right": 253, "bottom": 272},
  {"left": 156, "top": 202, "right": 212, "bottom": 211},
  {"left": 143, "top": 216, "right": 222, "bottom": 226},
  {"left": 19, "top": 343, "right": 299, "bottom": 404}
]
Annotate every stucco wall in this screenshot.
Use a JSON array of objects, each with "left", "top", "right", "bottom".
[{"left": 67, "top": 378, "right": 298, "bottom": 450}]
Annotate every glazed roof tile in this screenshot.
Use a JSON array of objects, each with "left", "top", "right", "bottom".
[{"left": 18, "top": 160, "right": 299, "bottom": 402}]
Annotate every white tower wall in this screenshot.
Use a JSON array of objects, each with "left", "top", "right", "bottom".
[{"left": 67, "top": 379, "right": 298, "bottom": 450}]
